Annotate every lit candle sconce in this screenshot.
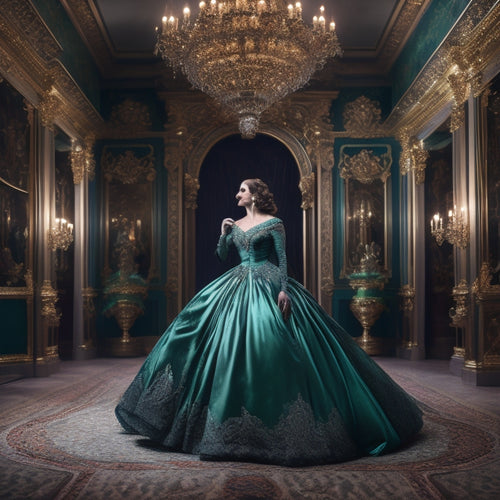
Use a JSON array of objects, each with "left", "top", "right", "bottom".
[
  {"left": 430, "top": 205, "right": 469, "bottom": 249},
  {"left": 48, "top": 217, "right": 74, "bottom": 251}
]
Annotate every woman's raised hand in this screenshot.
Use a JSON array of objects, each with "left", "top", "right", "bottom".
[{"left": 221, "top": 218, "right": 235, "bottom": 235}]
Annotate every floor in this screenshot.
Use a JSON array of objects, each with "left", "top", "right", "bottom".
[{"left": 1, "top": 356, "right": 499, "bottom": 417}]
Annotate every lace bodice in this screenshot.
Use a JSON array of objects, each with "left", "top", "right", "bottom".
[{"left": 216, "top": 218, "right": 288, "bottom": 292}]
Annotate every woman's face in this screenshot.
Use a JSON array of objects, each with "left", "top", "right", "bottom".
[{"left": 236, "top": 182, "right": 252, "bottom": 207}]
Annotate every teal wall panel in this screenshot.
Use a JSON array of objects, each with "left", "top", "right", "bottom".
[
  {"left": 331, "top": 136, "right": 402, "bottom": 340},
  {"left": 32, "top": 0, "right": 101, "bottom": 110},
  {"left": 391, "top": 0, "right": 470, "bottom": 106},
  {"left": 0, "top": 299, "right": 28, "bottom": 354}
]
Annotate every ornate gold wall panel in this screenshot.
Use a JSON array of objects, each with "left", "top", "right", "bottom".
[
  {"left": 387, "top": 0, "right": 500, "bottom": 137},
  {"left": 162, "top": 91, "right": 337, "bottom": 313},
  {"left": 0, "top": 1, "right": 102, "bottom": 144}
]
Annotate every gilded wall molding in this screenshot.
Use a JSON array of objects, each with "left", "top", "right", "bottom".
[
  {"left": 71, "top": 136, "right": 96, "bottom": 184},
  {"left": 398, "top": 129, "right": 429, "bottom": 184},
  {"left": 0, "top": 1, "right": 102, "bottom": 142},
  {"left": 184, "top": 173, "right": 200, "bottom": 210},
  {"left": 339, "top": 147, "right": 392, "bottom": 184},
  {"left": 387, "top": 0, "right": 500, "bottom": 136},
  {"left": 110, "top": 98, "right": 152, "bottom": 132},
  {"left": 40, "top": 280, "right": 60, "bottom": 327},
  {"left": 299, "top": 173, "right": 315, "bottom": 210},
  {"left": 399, "top": 284, "right": 415, "bottom": 313},
  {"left": 472, "top": 263, "right": 500, "bottom": 300},
  {"left": 343, "top": 96, "right": 385, "bottom": 138},
  {"left": 102, "top": 147, "right": 156, "bottom": 185},
  {"left": 162, "top": 91, "right": 337, "bottom": 307},
  {"left": 449, "top": 279, "right": 470, "bottom": 328}
]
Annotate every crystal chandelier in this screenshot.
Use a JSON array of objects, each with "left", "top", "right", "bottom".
[
  {"left": 48, "top": 218, "right": 74, "bottom": 251},
  {"left": 430, "top": 206, "right": 470, "bottom": 249},
  {"left": 156, "top": 0, "right": 341, "bottom": 138}
]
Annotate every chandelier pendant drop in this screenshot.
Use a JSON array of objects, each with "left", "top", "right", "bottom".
[{"left": 156, "top": 0, "right": 342, "bottom": 138}]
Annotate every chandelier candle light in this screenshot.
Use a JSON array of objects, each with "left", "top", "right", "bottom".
[
  {"left": 430, "top": 206, "right": 470, "bottom": 249},
  {"left": 48, "top": 218, "right": 74, "bottom": 251},
  {"left": 156, "top": 0, "right": 341, "bottom": 138}
]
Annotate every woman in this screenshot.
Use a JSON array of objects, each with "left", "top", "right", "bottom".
[{"left": 115, "top": 178, "right": 422, "bottom": 466}]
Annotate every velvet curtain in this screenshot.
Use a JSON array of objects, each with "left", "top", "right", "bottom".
[{"left": 196, "top": 134, "right": 303, "bottom": 291}]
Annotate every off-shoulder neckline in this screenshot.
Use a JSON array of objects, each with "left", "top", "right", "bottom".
[{"left": 233, "top": 217, "right": 281, "bottom": 234}]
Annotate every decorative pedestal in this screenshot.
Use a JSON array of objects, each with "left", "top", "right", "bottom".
[
  {"left": 103, "top": 272, "right": 148, "bottom": 357},
  {"left": 348, "top": 265, "right": 388, "bottom": 356},
  {"left": 350, "top": 296, "right": 387, "bottom": 355}
]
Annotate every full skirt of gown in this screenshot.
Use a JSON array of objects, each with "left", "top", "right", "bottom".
[{"left": 115, "top": 260, "right": 423, "bottom": 466}]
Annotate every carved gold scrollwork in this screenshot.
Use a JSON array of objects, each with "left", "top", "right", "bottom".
[
  {"left": 450, "top": 279, "right": 470, "bottom": 327},
  {"left": 39, "top": 86, "right": 62, "bottom": 130},
  {"left": 40, "top": 280, "right": 60, "bottom": 326},
  {"left": 110, "top": 98, "right": 152, "bottom": 131},
  {"left": 184, "top": 173, "right": 200, "bottom": 210},
  {"left": 447, "top": 45, "right": 483, "bottom": 132},
  {"left": 398, "top": 130, "right": 429, "bottom": 184},
  {"left": 339, "top": 149, "right": 391, "bottom": 184},
  {"left": 343, "top": 96, "right": 383, "bottom": 137},
  {"left": 472, "top": 263, "right": 500, "bottom": 300},
  {"left": 103, "top": 149, "right": 156, "bottom": 184},
  {"left": 399, "top": 284, "right": 415, "bottom": 314},
  {"left": 299, "top": 172, "right": 315, "bottom": 210},
  {"left": 71, "top": 136, "right": 96, "bottom": 184}
]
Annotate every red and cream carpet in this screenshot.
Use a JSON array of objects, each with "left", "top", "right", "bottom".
[{"left": 0, "top": 357, "right": 499, "bottom": 499}]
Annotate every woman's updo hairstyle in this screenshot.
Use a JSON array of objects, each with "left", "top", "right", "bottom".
[{"left": 244, "top": 178, "right": 278, "bottom": 215}]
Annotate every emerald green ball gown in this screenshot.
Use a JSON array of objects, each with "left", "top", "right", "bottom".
[{"left": 115, "top": 218, "right": 422, "bottom": 466}]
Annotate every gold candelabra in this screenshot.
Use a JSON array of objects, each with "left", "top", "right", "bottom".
[
  {"left": 155, "top": 0, "right": 341, "bottom": 138},
  {"left": 430, "top": 206, "right": 469, "bottom": 249},
  {"left": 48, "top": 218, "right": 74, "bottom": 251}
]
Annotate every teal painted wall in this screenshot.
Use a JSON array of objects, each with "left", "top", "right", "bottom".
[
  {"left": 331, "top": 137, "right": 402, "bottom": 341},
  {"left": 32, "top": 0, "right": 101, "bottom": 111},
  {"left": 391, "top": 0, "right": 470, "bottom": 106},
  {"left": 0, "top": 300, "right": 28, "bottom": 355},
  {"left": 92, "top": 135, "right": 167, "bottom": 340}
]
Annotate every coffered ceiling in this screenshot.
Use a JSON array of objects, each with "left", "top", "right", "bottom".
[{"left": 60, "top": 0, "right": 431, "bottom": 87}]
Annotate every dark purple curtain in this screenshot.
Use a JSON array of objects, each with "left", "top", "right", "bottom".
[{"left": 196, "top": 134, "right": 303, "bottom": 291}]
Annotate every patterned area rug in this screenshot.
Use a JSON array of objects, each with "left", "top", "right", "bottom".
[{"left": 0, "top": 358, "right": 499, "bottom": 499}]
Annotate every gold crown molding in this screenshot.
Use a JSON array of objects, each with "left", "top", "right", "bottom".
[
  {"left": 377, "top": 0, "right": 430, "bottom": 67},
  {"left": 102, "top": 148, "right": 156, "bottom": 185},
  {"left": 0, "top": 0, "right": 62, "bottom": 62},
  {"left": 59, "top": 0, "right": 114, "bottom": 73},
  {"left": 0, "top": 4, "right": 103, "bottom": 140},
  {"left": 387, "top": 0, "right": 500, "bottom": 135}
]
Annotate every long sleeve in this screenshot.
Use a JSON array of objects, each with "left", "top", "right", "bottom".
[
  {"left": 270, "top": 223, "right": 288, "bottom": 293},
  {"left": 215, "top": 233, "right": 231, "bottom": 262}
]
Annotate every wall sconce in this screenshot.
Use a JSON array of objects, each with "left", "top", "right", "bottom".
[
  {"left": 48, "top": 218, "right": 74, "bottom": 251},
  {"left": 430, "top": 206, "right": 469, "bottom": 249}
]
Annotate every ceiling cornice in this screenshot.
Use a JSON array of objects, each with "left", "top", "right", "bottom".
[{"left": 60, "top": 0, "right": 431, "bottom": 84}]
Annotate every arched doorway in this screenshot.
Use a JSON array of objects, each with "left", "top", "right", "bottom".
[{"left": 195, "top": 134, "right": 303, "bottom": 291}]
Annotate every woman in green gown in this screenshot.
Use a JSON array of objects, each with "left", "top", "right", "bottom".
[{"left": 115, "top": 178, "right": 422, "bottom": 466}]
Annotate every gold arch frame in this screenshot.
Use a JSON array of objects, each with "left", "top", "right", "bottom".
[{"left": 163, "top": 92, "right": 337, "bottom": 322}]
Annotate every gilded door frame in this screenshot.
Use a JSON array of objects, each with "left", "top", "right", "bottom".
[{"left": 163, "top": 92, "right": 337, "bottom": 321}]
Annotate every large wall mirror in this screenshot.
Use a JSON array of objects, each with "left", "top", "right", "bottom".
[{"left": 339, "top": 144, "right": 392, "bottom": 278}]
